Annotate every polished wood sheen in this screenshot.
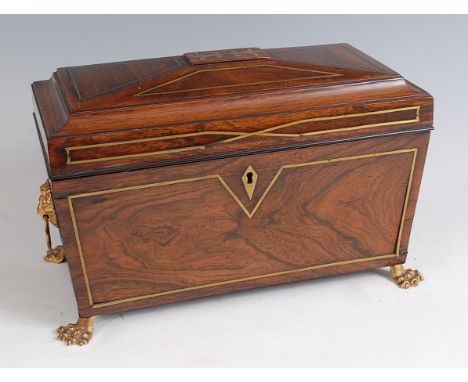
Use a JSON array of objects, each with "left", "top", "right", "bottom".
[
  {"left": 51, "top": 131, "right": 430, "bottom": 317},
  {"left": 32, "top": 43, "right": 432, "bottom": 179},
  {"left": 32, "top": 44, "right": 433, "bottom": 341}
]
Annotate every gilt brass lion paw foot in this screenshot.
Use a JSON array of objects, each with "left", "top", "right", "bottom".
[
  {"left": 390, "top": 264, "right": 423, "bottom": 289},
  {"left": 56, "top": 317, "right": 95, "bottom": 346},
  {"left": 44, "top": 245, "right": 65, "bottom": 264}
]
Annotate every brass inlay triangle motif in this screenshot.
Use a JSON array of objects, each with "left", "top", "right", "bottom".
[{"left": 134, "top": 64, "right": 342, "bottom": 96}]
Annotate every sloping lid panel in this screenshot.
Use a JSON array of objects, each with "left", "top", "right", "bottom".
[
  {"left": 54, "top": 44, "right": 400, "bottom": 113},
  {"left": 65, "top": 56, "right": 183, "bottom": 102},
  {"left": 56, "top": 55, "right": 186, "bottom": 110},
  {"left": 269, "top": 44, "right": 394, "bottom": 72},
  {"left": 134, "top": 63, "right": 343, "bottom": 97}
]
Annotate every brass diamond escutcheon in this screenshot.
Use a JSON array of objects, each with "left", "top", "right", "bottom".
[{"left": 242, "top": 165, "right": 258, "bottom": 200}]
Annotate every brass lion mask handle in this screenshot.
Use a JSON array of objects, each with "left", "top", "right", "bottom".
[{"left": 37, "top": 180, "right": 65, "bottom": 263}]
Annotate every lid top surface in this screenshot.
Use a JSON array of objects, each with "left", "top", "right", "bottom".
[
  {"left": 32, "top": 43, "right": 433, "bottom": 180},
  {"left": 55, "top": 44, "right": 398, "bottom": 112}
]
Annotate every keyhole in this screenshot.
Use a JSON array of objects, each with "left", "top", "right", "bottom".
[{"left": 242, "top": 166, "right": 257, "bottom": 200}]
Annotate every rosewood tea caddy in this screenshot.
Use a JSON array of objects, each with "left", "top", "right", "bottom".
[{"left": 32, "top": 44, "right": 432, "bottom": 345}]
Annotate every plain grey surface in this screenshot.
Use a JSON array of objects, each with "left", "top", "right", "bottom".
[{"left": 0, "top": 15, "right": 467, "bottom": 367}]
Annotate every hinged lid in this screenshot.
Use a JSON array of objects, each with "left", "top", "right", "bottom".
[{"left": 32, "top": 43, "right": 433, "bottom": 179}]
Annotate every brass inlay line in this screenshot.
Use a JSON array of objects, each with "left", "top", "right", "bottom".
[
  {"left": 69, "top": 175, "right": 220, "bottom": 200},
  {"left": 134, "top": 64, "right": 342, "bottom": 96},
  {"left": 223, "top": 149, "right": 417, "bottom": 219},
  {"left": 67, "top": 145, "right": 206, "bottom": 165},
  {"left": 68, "top": 131, "right": 246, "bottom": 150},
  {"left": 92, "top": 254, "right": 397, "bottom": 308},
  {"left": 68, "top": 197, "right": 94, "bottom": 306},
  {"left": 222, "top": 106, "right": 420, "bottom": 144},
  {"left": 65, "top": 106, "right": 420, "bottom": 165},
  {"left": 395, "top": 148, "right": 418, "bottom": 256},
  {"left": 68, "top": 148, "right": 417, "bottom": 309}
]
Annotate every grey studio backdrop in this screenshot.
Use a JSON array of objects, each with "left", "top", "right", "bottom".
[{"left": 0, "top": 15, "right": 467, "bottom": 367}]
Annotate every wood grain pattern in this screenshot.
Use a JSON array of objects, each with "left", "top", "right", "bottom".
[
  {"left": 64, "top": 106, "right": 420, "bottom": 164},
  {"left": 57, "top": 44, "right": 398, "bottom": 112},
  {"left": 184, "top": 47, "right": 271, "bottom": 65},
  {"left": 73, "top": 151, "right": 411, "bottom": 303},
  {"left": 32, "top": 44, "right": 433, "bottom": 322},
  {"left": 32, "top": 44, "right": 432, "bottom": 179},
  {"left": 52, "top": 131, "right": 430, "bottom": 317}
]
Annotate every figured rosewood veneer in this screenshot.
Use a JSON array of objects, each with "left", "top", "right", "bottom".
[{"left": 33, "top": 44, "right": 432, "bottom": 346}]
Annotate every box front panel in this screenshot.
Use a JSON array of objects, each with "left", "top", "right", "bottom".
[{"left": 53, "top": 132, "right": 429, "bottom": 314}]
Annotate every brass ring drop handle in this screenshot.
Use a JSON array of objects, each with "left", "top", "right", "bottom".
[
  {"left": 43, "top": 214, "right": 52, "bottom": 250},
  {"left": 37, "top": 180, "right": 65, "bottom": 264}
]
